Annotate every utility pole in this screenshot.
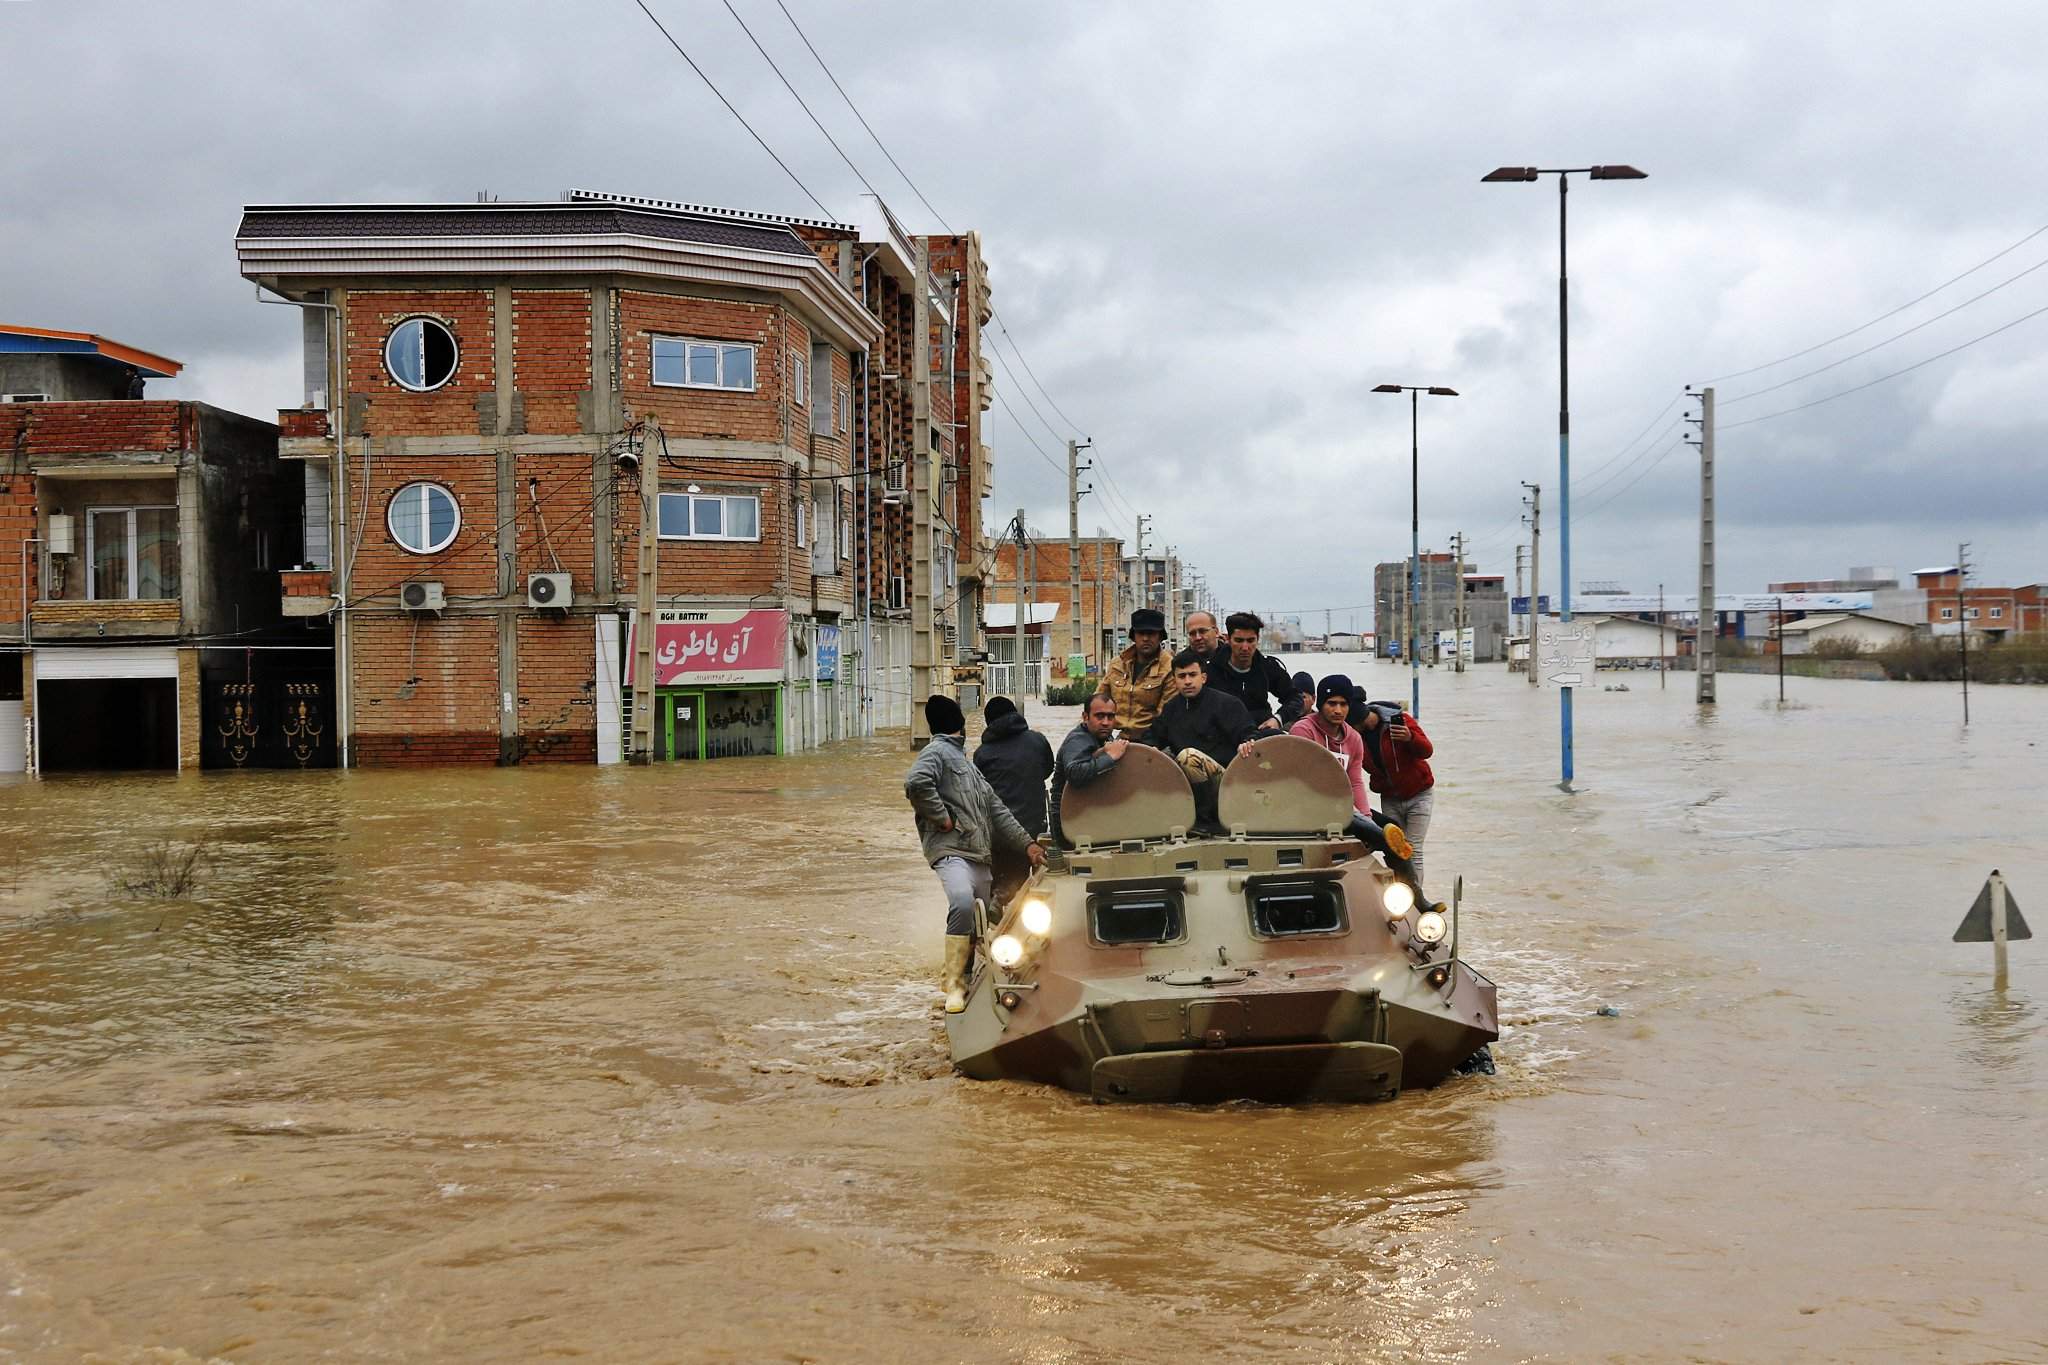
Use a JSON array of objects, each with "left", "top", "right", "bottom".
[
  {"left": 1026, "top": 517, "right": 1039, "bottom": 696},
  {"left": 1452, "top": 531, "right": 1467, "bottom": 672},
  {"left": 1659, "top": 582, "right": 1667, "bottom": 689},
  {"left": 909, "top": 238, "right": 936, "bottom": 744},
  {"left": 1424, "top": 549, "right": 1436, "bottom": 668},
  {"left": 1133, "top": 513, "right": 1151, "bottom": 625},
  {"left": 1522, "top": 483, "right": 1541, "bottom": 686},
  {"left": 1514, "top": 544, "right": 1527, "bottom": 649},
  {"left": 1067, "top": 438, "right": 1091, "bottom": 666},
  {"left": 1958, "top": 542, "right": 1971, "bottom": 725},
  {"left": 1776, "top": 594, "right": 1786, "bottom": 704},
  {"left": 629, "top": 418, "right": 661, "bottom": 764},
  {"left": 1011, "top": 508, "right": 1026, "bottom": 695},
  {"left": 1692, "top": 387, "right": 1716, "bottom": 705}
]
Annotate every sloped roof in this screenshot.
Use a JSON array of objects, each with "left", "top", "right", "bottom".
[
  {"left": 984, "top": 602, "right": 1062, "bottom": 628},
  {"left": 236, "top": 203, "right": 816, "bottom": 257},
  {"left": 0, "top": 324, "right": 181, "bottom": 377}
]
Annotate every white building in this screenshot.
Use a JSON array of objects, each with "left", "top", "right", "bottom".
[{"left": 1773, "top": 612, "right": 1919, "bottom": 655}]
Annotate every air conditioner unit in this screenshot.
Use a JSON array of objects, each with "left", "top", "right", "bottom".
[
  {"left": 527, "top": 571, "right": 572, "bottom": 608},
  {"left": 883, "top": 460, "right": 908, "bottom": 496},
  {"left": 399, "top": 580, "right": 445, "bottom": 612}
]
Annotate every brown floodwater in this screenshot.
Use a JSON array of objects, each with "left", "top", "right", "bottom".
[{"left": 2, "top": 659, "right": 2044, "bottom": 1363}]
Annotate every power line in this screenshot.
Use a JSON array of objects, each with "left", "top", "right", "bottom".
[
  {"left": 1704, "top": 217, "right": 2048, "bottom": 384},
  {"left": 627, "top": 0, "right": 833, "bottom": 219},
  {"left": 717, "top": 0, "right": 882, "bottom": 201},
  {"left": 1721, "top": 251, "right": 2048, "bottom": 406},
  {"left": 1722, "top": 297, "right": 2048, "bottom": 431}
]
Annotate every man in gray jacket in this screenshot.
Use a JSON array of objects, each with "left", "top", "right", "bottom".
[{"left": 905, "top": 695, "right": 1045, "bottom": 1012}]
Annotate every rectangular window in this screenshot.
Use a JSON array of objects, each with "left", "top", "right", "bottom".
[
  {"left": 1964, "top": 607, "right": 1979, "bottom": 619},
  {"left": 789, "top": 349, "right": 807, "bottom": 405},
  {"left": 835, "top": 384, "right": 851, "bottom": 435},
  {"left": 795, "top": 498, "right": 807, "bottom": 548},
  {"left": 1088, "top": 881, "right": 1187, "bottom": 946},
  {"left": 651, "top": 337, "right": 756, "bottom": 391},
  {"left": 86, "top": 505, "right": 180, "bottom": 601},
  {"left": 1246, "top": 877, "right": 1348, "bottom": 937},
  {"left": 1940, "top": 607, "right": 1954, "bottom": 619},
  {"left": 1991, "top": 606, "right": 2004, "bottom": 619},
  {"left": 656, "top": 492, "right": 760, "bottom": 542},
  {"left": 838, "top": 496, "right": 852, "bottom": 562}
]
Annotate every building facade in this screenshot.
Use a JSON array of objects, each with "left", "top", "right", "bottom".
[
  {"left": 1912, "top": 566, "right": 2045, "bottom": 638},
  {"left": 2, "top": 332, "right": 305, "bottom": 773},
  {"left": 993, "top": 534, "right": 1126, "bottom": 672}
]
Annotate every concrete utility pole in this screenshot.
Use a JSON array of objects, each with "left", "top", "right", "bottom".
[
  {"left": 1659, "top": 582, "right": 1667, "bottom": 689},
  {"left": 910, "top": 239, "right": 936, "bottom": 744},
  {"left": 1133, "top": 513, "right": 1151, "bottom": 624},
  {"left": 1026, "top": 518, "right": 1040, "bottom": 695},
  {"left": 1011, "top": 508, "right": 1026, "bottom": 694},
  {"left": 1522, "top": 482, "right": 1541, "bottom": 686},
  {"left": 1424, "top": 548, "right": 1437, "bottom": 668},
  {"left": 1694, "top": 387, "right": 1717, "bottom": 705},
  {"left": 629, "top": 419, "right": 661, "bottom": 763},
  {"left": 1958, "top": 541, "right": 1972, "bottom": 725},
  {"left": 1067, "top": 438, "right": 1091, "bottom": 665},
  {"left": 1452, "top": 530, "right": 1467, "bottom": 672},
  {"left": 1514, "top": 544, "right": 1527, "bottom": 646}
]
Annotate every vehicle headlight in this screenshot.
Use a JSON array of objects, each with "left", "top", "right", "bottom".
[
  {"left": 1381, "top": 881, "right": 1415, "bottom": 918},
  {"left": 990, "top": 933, "right": 1025, "bottom": 968},
  {"left": 1414, "top": 909, "right": 1447, "bottom": 944},
  {"left": 1019, "top": 898, "right": 1053, "bottom": 937}
]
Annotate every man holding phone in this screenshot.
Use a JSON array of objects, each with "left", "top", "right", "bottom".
[{"left": 1354, "top": 695, "right": 1436, "bottom": 881}]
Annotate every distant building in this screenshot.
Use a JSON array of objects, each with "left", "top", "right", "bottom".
[
  {"left": 1373, "top": 553, "right": 1460, "bottom": 659},
  {"left": 1, "top": 324, "right": 178, "bottom": 401},
  {"left": 1768, "top": 565, "right": 1926, "bottom": 627},
  {"left": 1912, "top": 566, "right": 2045, "bottom": 638},
  {"left": 993, "top": 535, "right": 1124, "bottom": 669},
  {"left": 1773, "top": 612, "right": 1918, "bottom": 656}
]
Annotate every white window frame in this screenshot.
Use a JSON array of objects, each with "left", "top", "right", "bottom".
[
  {"left": 384, "top": 317, "right": 460, "bottom": 393},
  {"left": 838, "top": 496, "right": 852, "bottom": 562},
  {"left": 656, "top": 491, "right": 761, "bottom": 543},
  {"left": 84, "top": 503, "right": 179, "bottom": 601},
  {"left": 1990, "top": 606, "right": 2004, "bottom": 619},
  {"left": 1940, "top": 607, "right": 1954, "bottom": 619},
  {"left": 650, "top": 336, "right": 758, "bottom": 392},
  {"left": 835, "top": 384, "right": 850, "bottom": 435},
  {"left": 2, "top": 393, "right": 50, "bottom": 403},
  {"left": 795, "top": 497, "right": 807, "bottom": 548},
  {"left": 789, "top": 348, "right": 807, "bottom": 406},
  {"left": 386, "top": 481, "right": 462, "bottom": 555},
  {"left": 1964, "top": 607, "right": 1979, "bottom": 619}
]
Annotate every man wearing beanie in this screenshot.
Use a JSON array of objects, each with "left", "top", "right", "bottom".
[
  {"left": 973, "top": 697, "right": 1056, "bottom": 906},
  {"left": 905, "top": 694, "right": 1045, "bottom": 1013},
  {"left": 1097, "top": 607, "right": 1174, "bottom": 741},
  {"left": 1289, "top": 675, "right": 1435, "bottom": 906}
]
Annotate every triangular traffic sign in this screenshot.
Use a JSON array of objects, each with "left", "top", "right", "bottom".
[{"left": 1953, "top": 877, "right": 2032, "bottom": 942}]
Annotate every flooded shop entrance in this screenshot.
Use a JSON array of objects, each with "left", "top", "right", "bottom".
[{"left": 656, "top": 685, "right": 780, "bottom": 760}]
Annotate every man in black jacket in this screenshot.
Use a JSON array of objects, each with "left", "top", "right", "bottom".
[
  {"left": 974, "top": 696, "right": 1055, "bottom": 906},
  {"left": 1150, "top": 649, "right": 1260, "bottom": 834},
  {"left": 1205, "top": 611, "right": 1303, "bottom": 731},
  {"left": 972, "top": 696, "right": 1055, "bottom": 836}
]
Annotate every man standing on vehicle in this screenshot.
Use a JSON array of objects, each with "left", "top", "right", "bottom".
[
  {"left": 1098, "top": 607, "right": 1174, "bottom": 741},
  {"left": 1149, "top": 649, "right": 1260, "bottom": 834},
  {"left": 1357, "top": 698, "right": 1436, "bottom": 883},
  {"left": 1049, "top": 691, "right": 1129, "bottom": 846},
  {"left": 906, "top": 695, "right": 1046, "bottom": 1013},
  {"left": 1204, "top": 611, "right": 1303, "bottom": 731}
]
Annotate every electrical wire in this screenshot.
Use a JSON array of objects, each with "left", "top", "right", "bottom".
[
  {"left": 717, "top": 0, "right": 882, "bottom": 202},
  {"left": 1703, "top": 218, "right": 2048, "bottom": 384},
  {"left": 627, "top": 0, "right": 834, "bottom": 220}
]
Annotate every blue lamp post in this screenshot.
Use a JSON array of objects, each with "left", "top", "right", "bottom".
[{"left": 1483, "top": 163, "right": 1646, "bottom": 788}]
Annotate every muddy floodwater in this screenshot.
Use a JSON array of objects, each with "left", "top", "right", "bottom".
[{"left": 3, "top": 659, "right": 2044, "bottom": 1362}]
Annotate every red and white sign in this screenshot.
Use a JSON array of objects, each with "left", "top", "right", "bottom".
[{"left": 627, "top": 608, "right": 787, "bottom": 686}]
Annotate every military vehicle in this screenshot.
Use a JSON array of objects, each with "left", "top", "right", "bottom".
[{"left": 945, "top": 733, "right": 1497, "bottom": 1103}]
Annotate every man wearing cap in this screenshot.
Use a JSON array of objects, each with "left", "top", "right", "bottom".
[
  {"left": 905, "top": 695, "right": 1046, "bottom": 1013},
  {"left": 1098, "top": 607, "right": 1174, "bottom": 741}
]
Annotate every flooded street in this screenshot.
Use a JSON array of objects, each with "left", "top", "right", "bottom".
[{"left": 3, "top": 659, "right": 2044, "bottom": 1363}]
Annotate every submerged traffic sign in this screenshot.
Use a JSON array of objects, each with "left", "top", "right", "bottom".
[{"left": 1954, "top": 873, "right": 2031, "bottom": 942}]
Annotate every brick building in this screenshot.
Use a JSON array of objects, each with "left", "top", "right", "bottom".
[
  {"left": 1912, "top": 565, "right": 2045, "bottom": 637},
  {"left": 991, "top": 534, "right": 1127, "bottom": 677},
  {"left": 237, "top": 190, "right": 990, "bottom": 765},
  {"left": 2, "top": 327, "right": 305, "bottom": 773}
]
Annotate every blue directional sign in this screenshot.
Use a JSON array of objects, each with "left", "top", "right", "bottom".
[{"left": 1511, "top": 596, "right": 1553, "bottom": 615}]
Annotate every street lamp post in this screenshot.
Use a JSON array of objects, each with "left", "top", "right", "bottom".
[
  {"left": 1372, "top": 383, "right": 1459, "bottom": 717},
  {"left": 1483, "top": 162, "right": 1646, "bottom": 789}
]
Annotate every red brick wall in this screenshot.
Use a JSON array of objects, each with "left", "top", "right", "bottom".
[
  {"left": 619, "top": 291, "right": 785, "bottom": 442},
  {"left": 516, "top": 615, "right": 596, "bottom": 762},
  {"left": 512, "top": 290, "right": 591, "bottom": 435},
  {"left": 344, "top": 290, "right": 495, "bottom": 437},
  {"left": 350, "top": 613, "right": 501, "bottom": 764},
  {"left": 625, "top": 457, "right": 790, "bottom": 598},
  {"left": 514, "top": 453, "right": 598, "bottom": 586},
  {"left": 351, "top": 452, "right": 499, "bottom": 600}
]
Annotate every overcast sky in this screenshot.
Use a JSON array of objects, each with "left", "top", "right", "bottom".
[{"left": 6, "top": 0, "right": 2045, "bottom": 630}]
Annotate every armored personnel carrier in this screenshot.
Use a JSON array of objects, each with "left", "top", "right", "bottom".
[{"left": 945, "top": 734, "right": 1497, "bottom": 1104}]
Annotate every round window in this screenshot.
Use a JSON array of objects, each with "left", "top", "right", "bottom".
[
  {"left": 387, "top": 482, "right": 461, "bottom": 555},
  {"left": 384, "top": 317, "right": 459, "bottom": 391}
]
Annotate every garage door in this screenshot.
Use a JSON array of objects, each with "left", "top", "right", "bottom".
[{"left": 33, "top": 646, "right": 179, "bottom": 681}]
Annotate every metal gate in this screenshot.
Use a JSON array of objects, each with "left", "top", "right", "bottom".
[{"left": 200, "top": 658, "right": 337, "bottom": 769}]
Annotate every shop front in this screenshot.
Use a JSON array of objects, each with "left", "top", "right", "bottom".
[{"left": 631, "top": 608, "right": 787, "bottom": 761}]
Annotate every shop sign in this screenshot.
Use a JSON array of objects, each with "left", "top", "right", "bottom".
[
  {"left": 628, "top": 608, "right": 789, "bottom": 686},
  {"left": 817, "top": 625, "right": 840, "bottom": 682}
]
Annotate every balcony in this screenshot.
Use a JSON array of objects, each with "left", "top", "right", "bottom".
[
  {"left": 277, "top": 408, "right": 333, "bottom": 459},
  {"left": 31, "top": 597, "right": 181, "bottom": 638},
  {"left": 282, "top": 569, "right": 333, "bottom": 618}
]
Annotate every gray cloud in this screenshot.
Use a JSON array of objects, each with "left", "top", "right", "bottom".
[{"left": 6, "top": 0, "right": 2046, "bottom": 627}]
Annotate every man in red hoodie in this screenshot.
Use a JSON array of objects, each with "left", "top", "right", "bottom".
[{"left": 1354, "top": 693, "right": 1436, "bottom": 882}]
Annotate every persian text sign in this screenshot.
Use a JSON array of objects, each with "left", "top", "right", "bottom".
[{"left": 630, "top": 608, "right": 788, "bottom": 686}]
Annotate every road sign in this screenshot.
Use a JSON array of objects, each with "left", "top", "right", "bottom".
[
  {"left": 1954, "top": 872, "right": 2031, "bottom": 942},
  {"left": 1535, "top": 617, "right": 1596, "bottom": 688}
]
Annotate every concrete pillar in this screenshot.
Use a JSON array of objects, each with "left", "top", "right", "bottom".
[{"left": 177, "top": 647, "right": 201, "bottom": 771}]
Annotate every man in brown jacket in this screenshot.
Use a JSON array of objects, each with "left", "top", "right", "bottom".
[{"left": 1097, "top": 607, "right": 1174, "bottom": 741}]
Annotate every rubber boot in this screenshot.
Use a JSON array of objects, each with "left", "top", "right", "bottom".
[
  {"left": 941, "top": 934, "right": 973, "bottom": 1014},
  {"left": 1380, "top": 821, "right": 1413, "bottom": 862}
]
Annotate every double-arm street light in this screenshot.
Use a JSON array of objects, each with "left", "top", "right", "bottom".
[
  {"left": 1482, "top": 162, "right": 1647, "bottom": 790},
  {"left": 1371, "top": 383, "right": 1459, "bottom": 718}
]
